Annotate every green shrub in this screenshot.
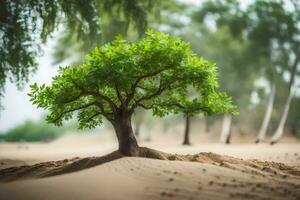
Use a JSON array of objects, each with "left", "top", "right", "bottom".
[
  {"left": 3, "top": 120, "right": 67, "bottom": 142},
  {"left": 0, "top": 134, "right": 5, "bottom": 141}
]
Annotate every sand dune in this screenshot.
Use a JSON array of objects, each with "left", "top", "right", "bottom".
[
  {"left": 0, "top": 133, "right": 300, "bottom": 200},
  {"left": 0, "top": 155, "right": 300, "bottom": 200}
]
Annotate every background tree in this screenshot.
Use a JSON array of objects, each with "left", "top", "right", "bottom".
[
  {"left": 244, "top": 0, "right": 300, "bottom": 144},
  {"left": 193, "top": 0, "right": 300, "bottom": 144},
  {"left": 29, "top": 31, "right": 236, "bottom": 156},
  {"left": 182, "top": 113, "right": 191, "bottom": 145}
]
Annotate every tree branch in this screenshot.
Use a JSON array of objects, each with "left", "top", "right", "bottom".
[
  {"left": 69, "top": 77, "right": 118, "bottom": 112},
  {"left": 50, "top": 101, "right": 100, "bottom": 124},
  {"left": 85, "top": 112, "right": 102, "bottom": 122},
  {"left": 115, "top": 84, "right": 124, "bottom": 105},
  {"left": 159, "top": 102, "right": 185, "bottom": 109},
  {"left": 136, "top": 102, "right": 154, "bottom": 110},
  {"left": 95, "top": 102, "right": 114, "bottom": 121},
  {"left": 137, "top": 85, "right": 166, "bottom": 103},
  {"left": 61, "top": 91, "right": 84, "bottom": 104},
  {"left": 129, "top": 79, "right": 168, "bottom": 112},
  {"left": 125, "top": 67, "right": 171, "bottom": 105}
]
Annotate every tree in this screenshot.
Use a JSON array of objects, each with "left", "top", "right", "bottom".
[
  {"left": 256, "top": 84, "right": 275, "bottom": 143},
  {"left": 245, "top": 0, "right": 300, "bottom": 144},
  {"left": 270, "top": 46, "right": 300, "bottom": 144},
  {"left": 29, "top": 31, "right": 236, "bottom": 156}
]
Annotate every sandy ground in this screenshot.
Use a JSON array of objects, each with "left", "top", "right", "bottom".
[{"left": 0, "top": 131, "right": 300, "bottom": 200}]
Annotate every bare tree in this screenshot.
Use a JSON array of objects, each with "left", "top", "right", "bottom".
[
  {"left": 256, "top": 84, "right": 275, "bottom": 143},
  {"left": 220, "top": 114, "right": 232, "bottom": 144}
]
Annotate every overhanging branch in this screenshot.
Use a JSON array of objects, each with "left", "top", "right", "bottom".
[
  {"left": 125, "top": 67, "right": 172, "bottom": 105},
  {"left": 129, "top": 79, "right": 168, "bottom": 112}
]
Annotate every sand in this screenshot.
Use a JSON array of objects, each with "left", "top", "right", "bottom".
[
  {"left": 0, "top": 156, "right": 300, "bottom": 200},
  {"left": 0, "top": 132, "right": 300, "bottom": 200}
]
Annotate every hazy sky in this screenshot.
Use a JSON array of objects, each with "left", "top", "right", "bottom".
[{"left": 0, "top": 35, "right": 71, "bottom": 132}]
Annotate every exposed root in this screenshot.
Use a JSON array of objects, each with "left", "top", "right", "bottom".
[
  {"left": 0, "top": 147, "right": 299, "bottom": 182},
  {"left": 0, "top": 151, "right": 123, "bottom": 182}
]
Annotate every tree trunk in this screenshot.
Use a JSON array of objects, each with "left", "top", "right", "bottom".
[
  {"left": 270, "top": 47, "right": 299, "bottom": 144},
  {"left": 182, "top": 115, "right": 191, "bottom": 145},
  {"left": 256, "top": 84, "right": 275, "bottom": 143},
  {"left": 113, "top": 112, "right": 139, "bottom": 156},
  {"left": 270, "top": 89, "right": 293, "bottom": 144},
  {"left": 220, "top": 114, "right": 232, "bottom": 144}
]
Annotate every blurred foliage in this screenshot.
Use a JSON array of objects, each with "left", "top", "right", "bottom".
[
  {"left": 52, "top": 0, "right": 160, "bottom": 65},
  {"left": 193, "top": 0, "right": 300, "bottom": 87},
  {"left": 0, "top": 0, "right": 159, "bottom": 108},
  {"left": 192, "top": 0, "right": 300, "bottom": 136},
  {"left": 0, "top": 0, "right": 100, "bottom": 103},
  {"left": 0, "top": 120, "right": 72, "bottom": 142},
  {"left": 288, "top": 97, "right": 300, "bottom": 136}
]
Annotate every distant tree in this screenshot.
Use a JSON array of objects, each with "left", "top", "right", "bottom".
[
  {"left": 29, "top": 31, "right": 236, "bottom": 156},
  {"left": 194, "top": 0, "right": 300, "bottom": 144},
  {"left": 182, "top": 113, "right": 192, "bottom": 145}
]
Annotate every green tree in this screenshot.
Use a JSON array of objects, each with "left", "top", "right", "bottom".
[{"left": 29, "top": 31, "right": 236, "bottom": 156}]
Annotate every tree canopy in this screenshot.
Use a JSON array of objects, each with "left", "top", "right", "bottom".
[{"left": 29, "top": 30, "right": 237, "bottom": 131}]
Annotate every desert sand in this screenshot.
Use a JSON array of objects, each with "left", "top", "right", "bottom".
[{"left": 0, "top": 130, "right": 300, "bottom": 200}]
